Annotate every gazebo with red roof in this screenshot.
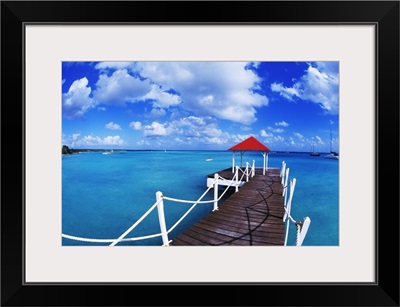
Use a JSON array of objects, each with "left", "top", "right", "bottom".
[{"left": 228, "top": 136, "right": 271, "bottom": 175}]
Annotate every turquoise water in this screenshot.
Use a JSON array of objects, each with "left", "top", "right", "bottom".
[{"left": 62, "top": 151, "right": 338, "bottom": 246}]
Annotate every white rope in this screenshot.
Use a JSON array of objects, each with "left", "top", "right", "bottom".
[
  {"left": 211, "top": 171, "right": 244, "bottom": 201},
  {"left": 62, "top": 232, "right": 162, "bottom": 243},
  {"left": 217, "top": 175, "right": 230, "bottom": 180},
  {"left": 218, "top": 171, "right": 240, "bottom": 183},
  {"left": 64, "top": 160, "right": 289, "bottom": 246},
  {"left": 109, "top": 198, "right": 162, "bottom": 246},
  {"left": 218, "top": 175, "right": 233, "bottom": 181},
  {"left": 238, "top": 167, "right": 247, "bottom": 174},
  {"left": 167, "top": 202, "right": 197, "bottom": 234},
  {"left": 295, "top": 221, "right": 302, "bottom": 246},
  {"left": 217, "top": 180, "right": 237, "bottom": 200},
  {"left": 62, "top": 234, "right": 116, "bottom": 243},
  {"left": 166, "top": 182, "right": 216, "bottom": 234},
  {"left": 163, "top": 196, "right": 215, "bottom": 204},
  {"left": 284, "top": 206, "right": 297, "bottom": 224},
  {"left": 162, "top": 180, "right": 215, "bottom": 204},
  {"left": 239, "top": 171, "right": 246, "bottom": 182}
]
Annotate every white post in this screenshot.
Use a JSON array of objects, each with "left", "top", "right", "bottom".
[
  {"left": 280, "top": 161, "right": 286, "bottom": 184},
  {"left": 252, "top": 160, "right": 255, "bottom": 177},
  {"left": 245, "top": 162, "right": 249, "bottom": 182},
  {"left": 283, "top": 176, "right": 294, "bottom": 223},
  {"left": 283, "top": 167, "right": 290, "bottom": 198},
  {"left": 284, "top": 218, "right": 290, "bottom": 246},
  {"left": 156, "top": 191, "right": 169, "bottom": 246},
  {"left": 283, "top": 178, "right": 296, "bottom": 246},
  {"left": 296, "top": 217, "right": 311, "bottom": 246},
  {"left": 235, "top": 166, "right": 239, "bottom": 192},
  {"left": 232, "top": 152, "right": 235, "bottom": 173},
  {"left": 266, "top": 153, "right": 269, "bottom": 171},
  {"left": 263, "top": 153, "right": 266, "bottom": 175},
  {"left": 213, "top": 173, "right": 219, "bottom": 211}
]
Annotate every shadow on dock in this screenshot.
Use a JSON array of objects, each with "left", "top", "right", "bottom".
[{"left": 170, "top": 168, "right": 285, "bottom": 246}]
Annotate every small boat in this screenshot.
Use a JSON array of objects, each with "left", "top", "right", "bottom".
[
  {"left": 324, "top": 130, "right": 339, "bottom": 160},
  {"left": 309, "top": 138, "right": 320, "bottom": 156},
  {"left": 102, "top": 150, "right": 114, "bottom": 155},
  {"left": 205, "top": 158, "right": 213, "bottom": 162},
  {"left": 324, "top": 153, "right": 339, "bottom": 160}
]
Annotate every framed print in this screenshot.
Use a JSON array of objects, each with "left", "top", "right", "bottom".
[{"left": 1, "top": 1, "right": 399, "bottom": 306}]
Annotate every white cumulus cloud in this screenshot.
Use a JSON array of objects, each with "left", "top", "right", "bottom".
[
  {"left": 95, "top": 62, "right": 136, "bottom": 71},
  {"left": 144, "top": 122, "right": 172, "bottom": 137},
  {"left": 267, "top": 127, "right": 284, "bottom": 133},
  {"left": 142, "top": 84, "right": 182, "bottom": 109},
  {"left": 105, "top": 122, "right": 122, "bottom": 130},
  {"left": 149, "top": 108, "right": 167, "bottom": 118},
  {"left": 293, "top": 132, "right": 305, "bottom": 140},
  {"left": 73, "top": 135, "right": 125, "bottom": 146},
  {"left": 129, "top": 121, "right": 142, "bottom": 130},
  {"left": 93, "top": 69, "right": 152, "bottom": 106},
  {"left": 271, "top": 62, "right": 339, "bottom": 114},
  {"left": 62, "top": 77, "right": 95, "bottom": 119},
  {"left": 134, "top": 62, "right": 268, "bottom": 124},
  {"left": 72, "top": 133, "right": 80, "bottom": 141},
  {"left": 275, "top": 121, "right": 289, "bottom": 127}
]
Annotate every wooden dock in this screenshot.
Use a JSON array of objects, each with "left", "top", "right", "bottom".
[{"left": 169, "top": 167, "right": 286, "bottom": 246}]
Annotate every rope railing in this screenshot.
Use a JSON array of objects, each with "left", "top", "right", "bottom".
[
  {"left": 109, "top": 196, "right": 164, "bottom": 246},
  {"left": 62, "top": 160, "right": 310, "bottom": 247},
  {"left": 62, "top": 232, "right": 163, "bottom": 243},
  {"left": 280, "top": 161, "right": 311, "bottom": 246},
  {"left": 62, "top": 168, "right": 243, "bottom": 246},
  {"left": 163, "top": 178, "right": 218, "bottom": 237}
]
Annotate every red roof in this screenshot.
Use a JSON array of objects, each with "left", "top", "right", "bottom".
[{"left": 228, "top": 136, "right": 270, "bottom": 151}]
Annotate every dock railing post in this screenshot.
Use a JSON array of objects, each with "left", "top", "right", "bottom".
[
  {"left": 252, "top": 160, "right": 255, "bottom": 177},
  {"left": 213, "top": 173, "right": 219, "bottom": 211},
  {"left": 235, "top": 166, "right": 239, "bottom": 192},
  {"left": 156, "top": 191, "right": 169, "bottom": 246},
  {"left": 245, "top": 162, "right": 249, "bottom": 182},
  {"left": 283, "top": 178, "right": 296, "bottom": 246},
  {"left": 280, "top": 161, "right": 286, "bottom": 184},
  {"left": 263, "top": 153, "right": 266, "bottom": 175},
  {"left": 295, "top": 217, "right": 311, "bottom": 246},
  {"left": 283, "top": 168, "right": 290, "bottom": 204}
]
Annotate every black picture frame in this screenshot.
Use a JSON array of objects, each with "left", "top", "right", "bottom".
[{"left": 1, "top": 1, "right": 399, "bottom": 306}]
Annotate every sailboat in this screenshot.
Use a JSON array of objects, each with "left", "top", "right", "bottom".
[
  {"left": 309, "top": 138, "right": 320, "bottom": 156},
  {"left": 102, "top": 149, "right": 114, "bottom": 155},
  {"left": 324, "top": 130, "right": 339, "bottom": 160}
]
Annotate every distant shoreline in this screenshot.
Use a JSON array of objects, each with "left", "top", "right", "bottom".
[{"left": 62, "top": 148, "right": 337, "bottom": 155}]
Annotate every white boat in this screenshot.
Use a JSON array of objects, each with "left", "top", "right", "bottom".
[
  {"left": 324, "top": 130, "right": 339, "bottom": 160},
  {"left": 309, "top": 138, "right": 320, "bottom": 156},
  {"left": 205, "top": 158, "right": 213, "bottom": 162},
  {"left": 103, "top": 150, "right": 114, "bottom": 155},
  {"left": 324, "top": 153, "right": 339, "bottom": 160}
]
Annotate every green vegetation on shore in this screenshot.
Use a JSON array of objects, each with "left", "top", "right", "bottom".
[
  {"left": 62, "top": 145, "right": 118, "bottom": 154},
  {"left": 62, "top": 145, "right": 73, "bottom": 155}
]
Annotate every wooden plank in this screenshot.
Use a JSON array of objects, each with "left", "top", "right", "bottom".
[{"left": 170, "top": 167, "right": 286, "bottom": 246}]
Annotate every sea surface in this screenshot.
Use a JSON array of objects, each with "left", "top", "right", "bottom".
[{"left": 62, "top": 150, "right": 339, "bottom": 246}]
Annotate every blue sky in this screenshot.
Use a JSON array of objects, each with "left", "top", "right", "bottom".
[{"left": 62, "top": 61, "right": 339, "bottom": 152}]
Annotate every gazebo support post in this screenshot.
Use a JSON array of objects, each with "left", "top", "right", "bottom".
[
  {"left": 240, "top": 151, "right": 245, "bottom": 167},
  {"left": 228, "top": 136, "right": 271, "bottom": 176},
  {"left": 263, "top": 152, "right": 266, "bottom": 175},
  {"left": 232, "top": 151, "right": 236, "bottom": 173},
  {"left": 262, "top": 151, "right": 269, "bottom": 175}
]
